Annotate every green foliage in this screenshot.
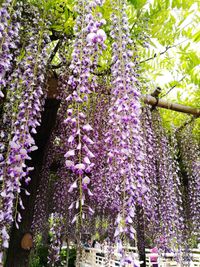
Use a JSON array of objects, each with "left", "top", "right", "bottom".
[
  {"left": 29, "top": 235, "right": 49, "bottom": 267},
  {"left": 29, "top": 234, "right": 76, "bottom": 267},
  {"left": 25, "top": 0, "right": 200, "bottom": 136},
  {"left": 128, "top": 0, "right": 147, "bottom": 9},
  {"left": 60, "top": 247, "right": 76, "bottom": 267}
]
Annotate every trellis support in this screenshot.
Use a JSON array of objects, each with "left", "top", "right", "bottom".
[{"left": 143, "top": 95, "right": 200, "bottom": 116}]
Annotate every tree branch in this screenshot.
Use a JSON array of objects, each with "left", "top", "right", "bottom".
[
  {"left": 47, "top": 37, "right": 64, "bottom": 67},
  {"left": 87, "top": 40, "right": 189, "bottom": 75},
  {"left": 160, "top": 76, "right": 186, "bottom": 98},
  {"left": 50, "top": 62, "right": 64, "bottom": 69},
  {"left": 140, "top": 39, "right": 188, "bottom": 64}
]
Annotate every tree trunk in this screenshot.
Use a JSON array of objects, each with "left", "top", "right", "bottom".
[
  {"left": 136, "top": 205, "right": 146, "bottom": 267},
  {"left": 5, "top": 99, "right": 60, "bottom": 267}
]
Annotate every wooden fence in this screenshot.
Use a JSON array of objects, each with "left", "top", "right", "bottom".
[{"left": 79, "top": 247, "right": 200, "bottom": 267}]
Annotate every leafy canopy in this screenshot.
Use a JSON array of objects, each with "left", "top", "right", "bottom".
[{"left": 20, "top": 0, "right": 200, "bottom": 135}]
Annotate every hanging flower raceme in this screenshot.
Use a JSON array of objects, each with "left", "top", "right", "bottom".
[
  {"left": 48, "top": 166, "right": 73, "bottom": 266},
  {"left": 0, "top": 0, "right": 21, "bottom": 98},
  {"left": 0, "top": 6, "right": 49, "bottom": 257},
  {"left": 151, "top": 111, "right": 184, "bottom": 254},
  {"left": 31, "top": 139, "right": 55, "bottom": 237},
  {"left": 105, "top": 0, "right": 147, "bottom": 259},
  {"left": 48, "top": 213, "right": 64, "bottom": 266},
  {"left": 90, "top": 94, "right": 111, "bottom": 213},
  {"left": 140, "top": 107, "right": 160, "bottom": 236},
  {"left": 32, "top": 71, "right": 74, "bottom": 263},
  {"left": 177, "top": 125, "right": 200, "bottom": 241},
  {"left": 31, "top": 71, "right": 70, "bottom": 238},
  {"left": 140, "top": 108, "right": 185, "bottom": 257},
  {"left": 64, "top": 0, "right": 106, "bottom": 229}
]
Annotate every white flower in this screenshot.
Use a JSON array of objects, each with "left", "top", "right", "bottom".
[
  {"left": 87, "top": 188, "right": 93, "bottom": 196},
  {"left": 83, "top": 176, "right": 90, "bottom": 185},
  {"left": 3, "top": 240, "right": 9, "bottom": 248},
  {"left": 86, "top": 32, "right": 96, "bottom": 43},
  {"left": 100, "top": 19, "right": 106, "bottom": 25},
  {"left": 72, "top": 215, "right": 77, "bottom": 224},
  {"left": 84, "top": 156, "right": 90, "bottom": 164},
  {"left": 68, "top": 202, "right": 74, "bottom": 210},
  {"left": 9, "top": 140, "right": 20, "bottom": 150},
  {"left": 68, "top": 135, "right": 74, "bottom": 143},
  {"left": 68, "top": 181, "right": 78, "bottom": 193},
  {"left": 75, "top": 163, "right": 86, "bottom": 170},
  {"left": 25, "top": 190, "right": 30, "bottom": 196},
  {"left": 88, "top": 207, "right": 94, "bottom": 214},
  {"left": 96, "top": 29, "right": 107, "bottom": 41},
  {"left": 65, "top": 160, "right": 74, "bottom": 168},
  {"left": 20, "top": 148, "right": 27, "bottom": 155},
  {"left": 64, "top": 150, "right": 75, "bottom": 158},
  {"left": 77, "top": 143, "right": 81, "bottom": 150},
  {"left": 82, "top": 124, "right": 93, "bottom": 131},
  {"left": 29, "top": 145, "right": 38, "bottom": 151}
]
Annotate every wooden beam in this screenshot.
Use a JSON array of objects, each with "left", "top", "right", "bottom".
[
  {"left": 143, "top": 95, "right": 200, "bottom": 116},
  {"left": 46, "top": 76, "right": 200, "bottom": 116}
]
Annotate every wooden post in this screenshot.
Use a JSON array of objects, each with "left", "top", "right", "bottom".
[{"left": 143, "top": 95, "right": 200, "bottom": 116}]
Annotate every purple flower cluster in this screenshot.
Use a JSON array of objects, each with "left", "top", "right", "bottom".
[
  {"left": 141, "top": 108, "right": 160, "bottom": 232},
  {"left": 178, "top": 125, "right": 200, "bottom": 240},
  {"left": 0, "top": 0, "right": 199, "bottom": 263},
  {"left": 150, "top": 111, "right": 184, "bottom": 253},
  {"left": 31, "top": 140, "right": 54, "bottom": 237},
  {"left": 0, "top": 6, "right": 49, "bottom": 258},
  {"left": 90, "top": 95, "right": 111, "bottom": 212},
  {"left": 63, "top": 0, "right": 106, "bottom": 227},
  {"left": 32, "top": 72, "right": 74, "bottom": 261},
  {"left": 39, "top": 3, "right": 108, "bottom": 262},
  {"left": 48, "top": 213, "right": 64, "bottom": 266},
  {"left": 0, "top": 0, "right": 21, "bottom": 98},
  {"left": 105, "top": 0, "right": 146, "bottom": 246}
]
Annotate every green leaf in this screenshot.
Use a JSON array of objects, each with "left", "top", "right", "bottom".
[
  {"left": 128, "top": 0, "right": 147, "bottom": 9},
  {"left": 193, "top": 30, "right": 200, "bottom": 42},
  {"left": 51, "top": 24, "right": 64, "bottom": 32},
  {"left": 64, "top": 17, "right": 75, "bottom": 34}
]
